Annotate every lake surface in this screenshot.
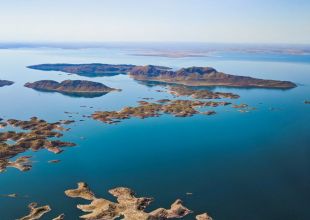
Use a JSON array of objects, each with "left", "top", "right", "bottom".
[{"left": 0, "top": 47, "right": 309, "bottom": 220}]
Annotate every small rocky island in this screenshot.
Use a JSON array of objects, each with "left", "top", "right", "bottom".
[
  {"left": 28, "top": 63, "right": 296, "bottom": 89},
  {"left": 24, "top": 80, "right": 120, "bottom": 97},
  {"left": 92, "top": 99, "right": 230, "bottom": 124},
  {"left": 0, "top": 80, "right": 14, "bottom": 87},
  {"left": 0, "top": 117, "right": 75, "bottom": 172}
]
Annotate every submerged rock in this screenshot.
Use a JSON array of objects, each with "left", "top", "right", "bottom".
[{"left": 232, "top": 104, "right": 248, "bottom": 108}]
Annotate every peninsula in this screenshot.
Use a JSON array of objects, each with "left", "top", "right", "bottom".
[
  {"left": 28, "top": 63, "right": 296, "bottom": 89},
  {"left": 24, "top": 80, "right": 120, "bottom": 97},
  {"left": 0, "top": 80, "right": 14, "bottom": 87}
]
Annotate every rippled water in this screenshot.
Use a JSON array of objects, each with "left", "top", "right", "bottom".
[{"left": 0, "top": 47, "right": 309, "bottom": 220}]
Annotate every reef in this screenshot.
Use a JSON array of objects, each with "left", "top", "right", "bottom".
[
  {"left": 24, "top": 80, "right": 120, "bottom": 98},
  {"left": 168, "top": 85, "right": 240, "bottom": 99},
  {"left": 92, "top": 100, "right": 230, "bottom": 124},
  {"left": 0, "top": 117, "right": 75, "bottom": 172},
  {"left": 27, "top": 63, "right": 296, "bottom": 89},
  {"left": 0, "top": 80, "right": 14, "bottom": 87},
  {"left": 65, "top": 182, "right": 194, "bottom": 220},
  {"left": 18, "top": 202, "right": 51, "bottom": 220}
]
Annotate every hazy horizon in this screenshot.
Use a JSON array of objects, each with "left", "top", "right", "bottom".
[{"left": 1, "top": 0, "right": 310, "bottom": 44}]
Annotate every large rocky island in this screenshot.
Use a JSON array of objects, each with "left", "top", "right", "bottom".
[
  {"left": 0, "top": 80, "right": 14, "bottom": 87},
  {"left": 24, "top": 80, "right": 120, "bottom": 97},
  {"left": 28, "top": 63, "right": 134, "bottom": 77},
  {"left": 28, "top": 63, "right": 296, "bottom": 89},
  {"left": 129, "top": 65, "right": 296, "bottom": 88}
]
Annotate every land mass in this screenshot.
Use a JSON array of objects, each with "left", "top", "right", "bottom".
[
  {"left": 129, "top": 65, "right": 296, "bottom": 88},
  {"left": 0, "top": 80, "right": 14, "bottom": 87},
  {"left": 27, "top": 63, "right": 135, "bottom": 77},
  {"left": 28, "top": 63, "right": 296, "bottom": 89},
  {"left": 24, "top": 80, "right": 120, "bottom": 97}
]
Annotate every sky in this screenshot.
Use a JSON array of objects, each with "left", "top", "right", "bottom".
[{"left": 0, "top": 0, "right": 310, "bottom": 44}]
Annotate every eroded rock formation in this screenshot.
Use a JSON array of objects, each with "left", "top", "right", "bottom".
[
  {"left": 0, "top": 117, "right": 75, "bottom": 172},
  {"left": 168, "top": 85, "right": 240, "bottom": 99},
  {"left": 18, "top": 202, "right": 51, "bottom": 220},
  {"left": 65, "top": 182, "right": 192, "bottom": 220},
  {"left": 92, "top": 100, "right": 230, "bottom": 124}
]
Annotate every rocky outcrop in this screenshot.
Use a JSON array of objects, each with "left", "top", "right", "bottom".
[
  {"left": 24, "top": 80, "right": 120, "bottom": 97},
  {"left": 18, "top": 202, "right": 51, "bottom": 220},
  {"left": 0, "top": 80, "right": 14, "bottom": 87},
  {"left": 65, "top": 182, "right": 192, "bottom": 220},
  {"left": 168, "top": 85, "right": 240, "bottom": 99},
  {"left": 92, "top": 100, "right": 230, "bottom": 124},
  {"left": 196, "top": 213, "right": 213, "bottom": 220},
  {"left": 52, "top": 214, "right": 65, "bottom": 220},
  {"left": 0, "top": 117, "right": 75, "bottom": 172},
  {"left": 0, "top": 156, "right": 32, "bottom": 173}
]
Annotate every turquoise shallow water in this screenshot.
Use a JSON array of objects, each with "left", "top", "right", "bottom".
[{"left": 0, "top": 48, "right": 310, "bottom": 220}]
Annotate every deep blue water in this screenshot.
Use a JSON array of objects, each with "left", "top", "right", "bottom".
[{"left": 0, "top": 48, "right": 309, "bottom": 220}]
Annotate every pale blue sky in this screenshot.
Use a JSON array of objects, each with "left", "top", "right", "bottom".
[{"left": 1, "top": 0, "right": 309, "bottom": 44}]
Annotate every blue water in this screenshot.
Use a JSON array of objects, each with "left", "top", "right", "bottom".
[{"left": 0, "top": 47, "right": 309, "bottom": 220}]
